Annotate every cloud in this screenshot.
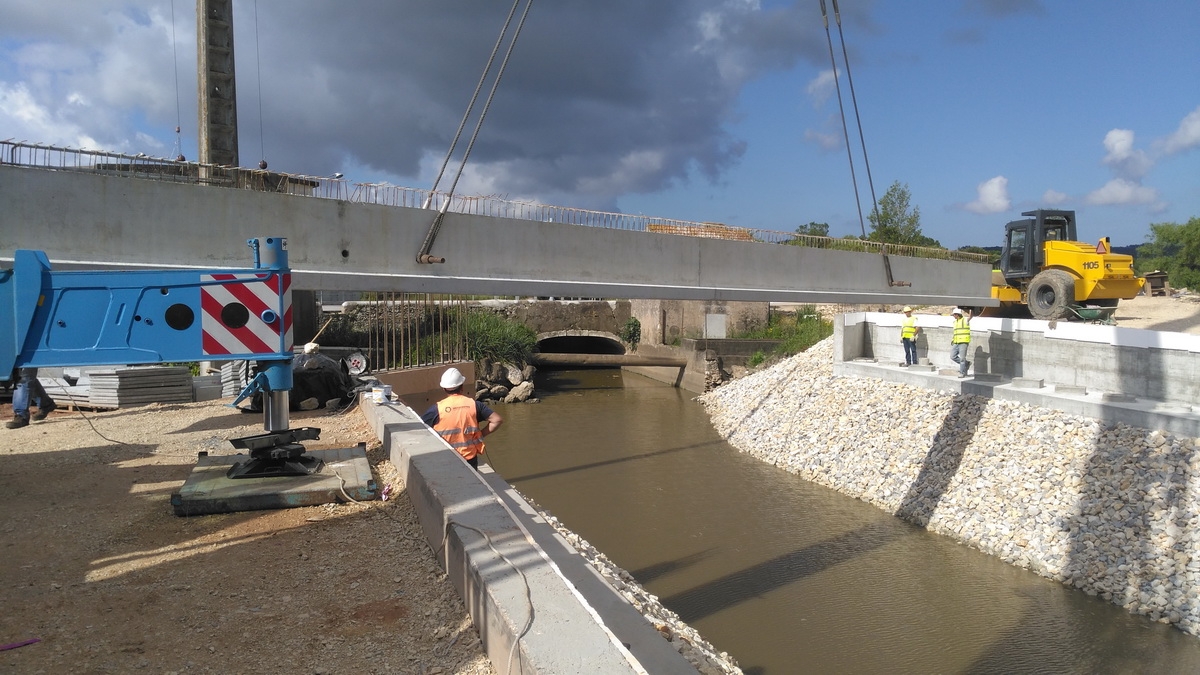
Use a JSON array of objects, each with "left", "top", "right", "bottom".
[
  {"left": 1041, "top": 189, "right": 1070, "bottom": 206},
  {"left": 964, "top": 176, "right": 1010, "bottom": 214},
  {"left": 0, "top": 81, "right": 99, "bottom": 148},
  {"left": 1084, "top": 178, "right": 1159, "bottom": 207},
  {"left": 1101, "top": 129, "right": 1153, "bottom": 180},
  {"left": 0, "top": 0, "right": 832, "bottom": 204},
  {"left": 1157, "top": 105, "right": 1200, "bottom": 156},
  {"left": 806, "top": 69, "right": 837, "bottom": 108}
]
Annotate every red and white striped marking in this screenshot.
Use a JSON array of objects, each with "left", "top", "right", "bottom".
[{"left": 200, "top": 272, "right": 293, "bottom": 356}]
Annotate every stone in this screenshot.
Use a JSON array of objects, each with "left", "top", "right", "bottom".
[
  {"left": 504, "top": 381, "right": 535, "bottom": 403},
  {"left": 695, "top": 336, "right": 1200, "bottom": 639}
]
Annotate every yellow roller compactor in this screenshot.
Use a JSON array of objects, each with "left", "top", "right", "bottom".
[{"left": 988, "top": 209, "right": 1144, "bottom": 321}]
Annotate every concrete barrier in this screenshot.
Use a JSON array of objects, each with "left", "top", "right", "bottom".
[
  {"left": 359, "top": 396, "right": 698, "bottom": 675},
  {"left": 835, "top": 312, "right": 1200, "bottom": 436}
]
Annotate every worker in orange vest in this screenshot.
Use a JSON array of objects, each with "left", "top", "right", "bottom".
[{"left": 421, "top": 367, "right": 504, "bottom": 469}]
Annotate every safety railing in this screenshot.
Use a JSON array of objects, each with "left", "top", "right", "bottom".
[{"left": 0, "top": 140, "right": 989, "bottom": 264}]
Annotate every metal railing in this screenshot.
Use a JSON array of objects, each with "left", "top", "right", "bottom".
[{"left": 1, "top": 140, "right": 989, "bottom": 263}]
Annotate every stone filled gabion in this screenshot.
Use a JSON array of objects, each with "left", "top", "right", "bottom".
[{"left": 699, "top": 337, "right": 1200, "bottom": 636}]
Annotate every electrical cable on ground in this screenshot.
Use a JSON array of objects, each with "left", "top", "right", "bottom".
[{"left": 47, "top": 377, "right": 132, "bottom": 447}]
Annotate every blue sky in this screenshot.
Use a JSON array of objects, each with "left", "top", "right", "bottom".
[{"left": 1, "top": 0, "right": 1197, "bottom": 249}]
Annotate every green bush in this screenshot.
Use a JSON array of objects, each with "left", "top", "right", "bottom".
[
  {"left": 747, "top": 350, "right": 766, "bottom": 368},
  {"left": 735, "top": 305, "right": 832, "bottom": 357},
  {"left": 463, "top": 310, "right": 537, "bottom": 365},
  {"left": 619, "top": 317, "right": 642, "bottom": 347}
]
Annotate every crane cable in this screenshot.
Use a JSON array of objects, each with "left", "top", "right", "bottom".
[
  {"left": 816, "top": 0, "right": 873, "bottom": 237},
  {"left": 831, "top": 0, "right": 881, "bottom": 228},
  {"left": 417, "top": 0, "right": 535, "bottom": 263},
  {"left": 253, "top": 0, "right": 267, "bottom": 169},
  {"left": 170, "top": 0, "right": 184, "bottom": 161}
]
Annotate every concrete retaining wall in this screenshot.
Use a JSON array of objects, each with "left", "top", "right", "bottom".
[
  {"left": 360, "top": 397, "right": 698, "bottom": 674},
  {"left": 837, "top": 312, "right": 1200, "bottom": 406}
]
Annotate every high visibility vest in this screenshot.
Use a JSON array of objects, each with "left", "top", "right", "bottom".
[
  {"left": 433, "top": 393, "right": 485, "bottom": 460},
  {"left": 952, "top": 317, "right": 971, "bottom": 344},
  {"left": 901, "top": 316, "right": 918, "bottom": 340}
]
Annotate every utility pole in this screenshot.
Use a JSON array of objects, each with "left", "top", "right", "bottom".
[{"left": 197, "top": 0, "right": 239, "bottom": 168}]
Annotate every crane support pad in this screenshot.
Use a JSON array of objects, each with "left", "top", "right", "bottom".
[{"left": 170, "top": 445, "right": 376, "bottom": 516}]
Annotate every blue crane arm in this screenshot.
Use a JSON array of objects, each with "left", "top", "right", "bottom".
[{"left": 1, "top": 237, "right": 294, "bottom": 396}]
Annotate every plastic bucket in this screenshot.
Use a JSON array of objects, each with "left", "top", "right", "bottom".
[{"left": 371, "top": 384, "right": 393, "bottom": 403}]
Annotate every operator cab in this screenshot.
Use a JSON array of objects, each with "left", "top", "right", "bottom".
[{"left": 999, "top": 209, "right": 1077, "bottom": 282}]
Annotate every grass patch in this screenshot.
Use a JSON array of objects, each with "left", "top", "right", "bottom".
[{"left": 735, "top": 305, "right": 833, "bottom": 359}]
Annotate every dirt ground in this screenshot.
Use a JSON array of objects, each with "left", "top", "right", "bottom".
[
  {"left": 2, "top": 292, "right": 1197, "bottom": 673},
  {"left": 0, "top": 399, "right": 493, "bottom": 674},
  {"left": 1108, "top": 291, "right": 1200, "bottom": 334}
]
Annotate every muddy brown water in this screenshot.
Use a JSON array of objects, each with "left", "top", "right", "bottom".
[{"left": 482, "top": 368, "right": 1200, "bottom": 674}]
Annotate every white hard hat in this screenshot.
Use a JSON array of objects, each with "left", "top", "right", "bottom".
[
  {"left": 439, "top": 367, "right": 466, "bottom": 389},
  {"left": 951, "top": 307, "right": 964, "bottom": 315}
]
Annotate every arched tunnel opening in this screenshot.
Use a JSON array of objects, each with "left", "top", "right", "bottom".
[
  {"left": 533, "top": 334, "right": 628, "bottom": 369},
  {"left": 537, "top": 335, "right": 626, "bottom": 355}
]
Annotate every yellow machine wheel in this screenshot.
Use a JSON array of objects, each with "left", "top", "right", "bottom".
[{"left": 1027, "top": 269, "right": 1075, "bottom": 320}]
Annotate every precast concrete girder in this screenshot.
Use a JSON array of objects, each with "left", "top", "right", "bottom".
[{"left": 0, "top": 166, "right": 997, "bottom": 306}]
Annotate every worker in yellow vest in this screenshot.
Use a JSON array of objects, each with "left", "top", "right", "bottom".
[
  {"left": 899, "top": 306, "right": 920, "bottom": 367},
  {"left": 421, "top": 367, "right": 504, "bottom": 470},
  {"left": 950, "top": 308, "right": 971, "bottom": 378}
]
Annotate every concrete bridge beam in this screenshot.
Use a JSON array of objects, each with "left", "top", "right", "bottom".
[{"left": 1, "top": 165, "right": 997, "bottom": 306}]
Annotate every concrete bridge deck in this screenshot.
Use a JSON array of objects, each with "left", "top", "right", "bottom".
[{"left": 1, "top": 154, "right": 995, "bottom": 307}]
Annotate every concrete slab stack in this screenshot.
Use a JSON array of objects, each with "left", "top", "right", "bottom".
[{"left": 86, "top": 366, "right": 193, "bottom": 408}]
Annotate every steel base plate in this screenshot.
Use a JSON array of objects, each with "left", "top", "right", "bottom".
[{"left": 171, "top": 445, "right": 376, "bottom": 516}]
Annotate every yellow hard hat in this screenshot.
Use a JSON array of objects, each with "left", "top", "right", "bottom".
[{"left": 902, "top": 306, "right": 912, "bottom": 313}]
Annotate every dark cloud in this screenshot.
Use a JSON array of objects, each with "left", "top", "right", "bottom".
[
  {"left": 237, "top": 0, "right": 832, "bottom": 203},
  {"left": 1, "top": 1, "right": 857, "bottom": 206}
]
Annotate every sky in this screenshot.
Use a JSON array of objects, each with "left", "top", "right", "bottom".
[{"left": 1, "top": 0, "right": 1197, "bottom": 249}]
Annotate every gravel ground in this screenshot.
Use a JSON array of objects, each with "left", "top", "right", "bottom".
[{"left": 0, "top": 399, "right": 494, "bottom": 674}]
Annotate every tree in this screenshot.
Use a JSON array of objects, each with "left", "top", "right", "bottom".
[
  {"left": 794, "top": 221, "right": 830, "bottom": 237},
  {"left": 957, "top": 245, "right": 1000, "bottom": 268},
  {"left": 866, "top": 181, "right": 941, "bottom": 248},
  {"left": 1136, "top": 216, "right": 1200, "bottom": 290}
]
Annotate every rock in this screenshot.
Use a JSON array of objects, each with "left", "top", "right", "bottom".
[
  {"left": 505, "top": 364, "right": 525, "bottom": 386},
  {"left": 488, "top": 384, "right": 510, "bottom": 399},
  {"left": 504, "top": 381, "right": 534, "bottom": 403}
]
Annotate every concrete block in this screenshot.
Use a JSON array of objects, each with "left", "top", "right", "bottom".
[
  {"left": 360, "top": 397, "right": 689, "bottom": 674},
  {"left": 1100, "top": 392, "right": 1137, "bottom": 403},
  {"left": 972, "top": 373, "right": 1003, "bottom": 383},
  {"left": 1054, "top": 384, "right": 1087, "bottom": 396},
  {"left": 192, "top": 384, "right": 223, "bottom": 402},
  {"left": 1012, "top": 377, "right": 1044, "bottom": 389}
]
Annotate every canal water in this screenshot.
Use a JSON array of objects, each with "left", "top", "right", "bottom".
[{"left": 482, "top": 368, "right": 1200, "bottom": 674}]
